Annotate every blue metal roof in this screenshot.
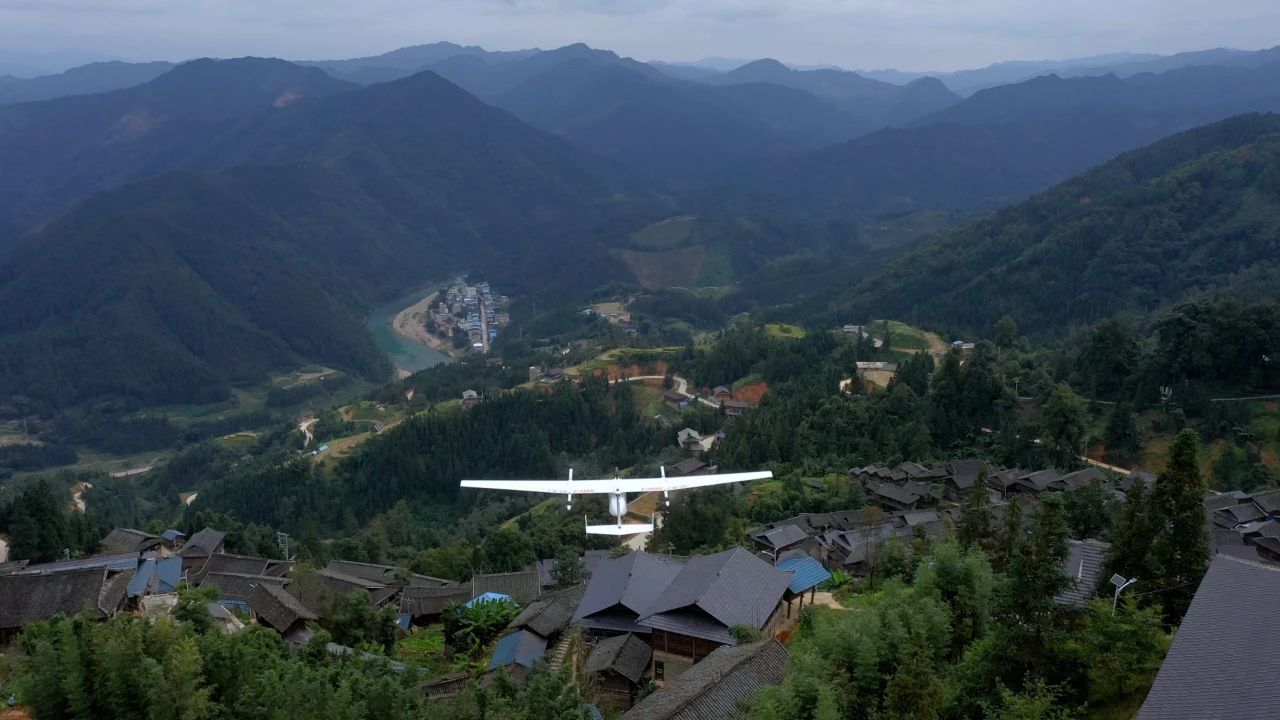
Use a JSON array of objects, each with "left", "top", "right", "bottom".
[
  {"left": 161, "top": 529, "right": 186, "bottom": 542},
  {"left": 155, "top": 557, "right": 182, "bottom": 593},
  {"left": 128, "top": 558, "right": 156, "bottom": 597},
  {"left": 487, "top": 630, "right": 547, "bottom": 670},
  {"left": 466, "top": 591, "right": 513, "bottom": 608},
  {"left": 776, "top": 556, "right": 832, "bottom": 594}
]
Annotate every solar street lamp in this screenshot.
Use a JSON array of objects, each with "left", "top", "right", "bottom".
[{"left": 1110, "top": 573, "right": 1138, "bottom": 614}]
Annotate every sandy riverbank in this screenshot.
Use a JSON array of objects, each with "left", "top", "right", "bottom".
[{"left": 391, "top": 291, "right": 465, "bottom": 361}]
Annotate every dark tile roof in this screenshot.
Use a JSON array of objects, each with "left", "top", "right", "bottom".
[
  {"left": 1202, "top": 493, "right": 1242, "bottom": 511},
  {"left": 945, "top": 459, "right": 987, "bottom": 489},
  {"left": 760, "top": 524, "right": 807, "bottom": 550},
  {"left": 619, "top": 640, "right": 788, "bottom": 720},
  {"left": 196, "top": 553, "right": 291, "bottom": 582},
  {"left": 638, "top": 548, "right": 791, "bottom": 644},
  {"left": 1249, "top": 488, "right": 1280, "bottom": 514},
  {"left": 898, "top": 462, "right": 946, "bottom": 480},
  {"left": 1014, "top": 469, "right": 1061, "bottom": 493},
  {"left": 101, "top": 528, "right": 162, "bottom": 554},
  {"left": 0, "top": 560, "right": 30, "bottom": 574},
  {"left": 249, "top": 581, "right": 318, "bottom": 633},
  {"left": 471, "top": 568, "right": 542, "bottom": 605},
  {"left": 867, "top": 482, "right": 923, "bottom": 507},
  {"left": 488, "top": 629, "right": 547, "bottom": 671},
  {"left": 200, "top": 572, "right": 286, "bottom": 604},
  {"left": 0, "top": 568, "right": 132, "bottom": 629},
  {"left": 1213, "top": 503, "right": 1265, "bottom": 528},
  {"left": 669, "top": 458, "right": 712, "bottom": 477},
  {"left": 510, "top": 584, "right": 584, "bottom": 638},
  {"left": 400, "top": 583, "right": 469, "bottom": 616},
  {"left": 179, "top": 527, "right": 226, "bottom": 558},
  {"left": 1054, "top": 539, "right": 1110, "bottom": 607},
  {"left": 584, "top": 632, "right": 652, "bottom": 684},
  {"left": 574, "top": 552, "right": 685, "bottom": 627},
  {"left": 12, "top": 552, "right": 141, "bottom": 575},
  {"left": 1137, "top": 554, "right": 1280, "bottom": 720},
  {"left": 324, "top": 560, "right": 404, "bottom": 585},
  {"left": 1052, "top": 467, "right": 1106, "bottom": 491}
]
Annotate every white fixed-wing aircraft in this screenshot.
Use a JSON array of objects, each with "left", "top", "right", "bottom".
[{"left": 460, "top": 467, "right": 772, "bottom": 536}]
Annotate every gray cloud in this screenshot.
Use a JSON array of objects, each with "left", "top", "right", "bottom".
[{"left": 0, "top": 0, "right": 1276, "bottom": 72}]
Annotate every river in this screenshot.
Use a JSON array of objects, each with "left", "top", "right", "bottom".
[{"left": 366, "top": 287, "right": 454, "bottom": 376}]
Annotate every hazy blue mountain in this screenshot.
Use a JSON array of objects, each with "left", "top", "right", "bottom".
[
  {"left": 0, "top": 61, "right": 176, "bottom": 105},
  {"left": 647, "top": 61, "right": 724, "bottom": 81},
  {"left": 0, "top": 70, "right": 649, "bottom": 409},
  {"left": 488, "top": 56, "right": 867, "bottom": 180},
  {"left": 854, "top": 46, "right": 1278, "bottom": 95},
  {"left": 830, "top": 113, "right": 1280, "bottom": 337},
  {"left": 706, "top": 58, "right": 960, "bottom": 126},
  {"left": 763, "top": 60, "right": 1280, "bottom": 220},
  {"left": 300, "top": 41, "right": 539, "bottom": 80},
  {"left": 0, "top": 58, "right": 356, "bottom": 238},
  {"left": 916, "top": 61, "right": 1280, "bottom": 127}
]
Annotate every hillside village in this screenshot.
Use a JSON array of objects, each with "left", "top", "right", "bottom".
[
  {"left": 429, "top": 279, "right": 511, "bottom": 354},
  {"left": 3, "top": 453, "right": 1277, "bottom": 718}
]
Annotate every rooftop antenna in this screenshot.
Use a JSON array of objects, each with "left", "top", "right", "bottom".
[{"left": 1109, "top": 573, "right": 1138, "bottom": 614}]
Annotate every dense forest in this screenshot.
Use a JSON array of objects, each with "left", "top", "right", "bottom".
[{"left": 830, "top": 113, "right": 1280, "bottom": 338}]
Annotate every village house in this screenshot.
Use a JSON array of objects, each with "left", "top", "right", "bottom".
[
  {"left": 619, "top": 639, "right": 789, "bottom": 720},
  {"left": 664, "top": 390, "right": 691, "bottom": 410},
  {"left": 721, "top": 399, "right": 750, "bottom": 417},
  {"left": 712, "top": 385, "right": 732, "bottom": 401},
  {"left": 1054, "top": 539, "right": 1110, "bottom": 608},
  {"left": 584, "top": 632, "right": 653, "bottom": 709},
  {"left": 100, "top": 527, "right": 165, "bottom": 554},
  {"left": 461, "top": 389, "right": 480, "bottom": 410},
  {"left": 667, "top": 458, "right": 716, "bottom": 478},
  {"left": 1136, "top": 554, "right": 1280, "bottom": 720},
  {"left": 0, "top": 567, "right": 134, "bottom": 642},
  {"left": 677, "top": 427, "right": 702, "bottom": 454},
  {"left": 571, "top": 548, "right": 793, "bottom": 685}
]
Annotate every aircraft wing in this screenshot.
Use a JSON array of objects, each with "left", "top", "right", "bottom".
[
  {"left": 459, "top": 479, "right": 584, "bottom": 494},
  {"left": 460, "top": 470, "right": 771, "bottom": 495},
  {"left": 610, "top": 470, "right": 773, "bottom": 493}
]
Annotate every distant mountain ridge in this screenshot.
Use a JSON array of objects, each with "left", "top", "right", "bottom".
[
  {"left": 0, "top": 68, "right": 650, "bottom": 408},
  {"left": 0, "top": 61, "right": 176, "bottom": 105},
  {"left": 829, "top": 113, "right": 1280, "bottom": 337},
  {"left": 0, "top": 58, "right": 356, "bottom": 240}
]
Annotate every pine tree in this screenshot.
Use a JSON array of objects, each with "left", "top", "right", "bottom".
[
  {"left": 991, "top": 501, "right": 1022, "bottom": 571},
  {"left": 1146, "top": 429, "right": 1209, "bottom": 623},
  {"left": 957, "top": 475, "right": 992, "bottom": 550},
  {"left": 1102, "top": 403, "right": 1141, "bottom": 463},
  {"left": 881, "top": 633, "right": 944, "bottom": 720}
]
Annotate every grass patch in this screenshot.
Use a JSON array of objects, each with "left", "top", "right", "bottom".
[
  {"left": 766, "top": 323, "right": 806, "bottom": 340},
  {"left": 630, "top": 215, "right": 698, "bottom": 249},
  {"left": 870, "top": 320, "right": 931, "bottom": 351}
]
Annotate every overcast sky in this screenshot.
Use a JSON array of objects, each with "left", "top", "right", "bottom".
[{"left": 2, "top": 0, "right": 1278, "bottom": 73}]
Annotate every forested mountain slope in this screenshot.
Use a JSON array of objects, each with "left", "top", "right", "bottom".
[
  {"left": 0, "top": 71, "right": 649, "bottom": 409},
  {"left": 832, "top": 113, "right": 1280, "bottom": 337},
  {"left": 766, "top": 62, "right": 1280, "bottom": 219},
  {"left": 0, "top": 58, "right": 356, "bottom": 238},
  {"left": 489, "top": 57, "right": 867, "bottom": 180},
  {"left": 0, "top": 60, "right": 176, "bottom": 105}
]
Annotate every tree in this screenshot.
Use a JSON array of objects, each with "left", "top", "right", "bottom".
[
  {"left": 881, "top": 633, "right": 944, "bottom": 720},
  {"left": 1146, "top": 429, "right": 1209, "bottom": 622},
  {"left": 1078, "top": 598, "right": 1170, "bottom": 704},
  {"left": 549, "top": 546, "right": 584, "bottom": 589},
  {"left": 175, "top": 585, "right": 219, "bottom": 634},
  {"left": 1104, "top": 482, "right": 1154, "bottom": 584},
  {"left": 991, "top": 500, "right": 1022, "bottom": 571},
  {"left": 956, "top": 477, "right": 992, "bottom": 550},
  {"left": 995, "top": 316, "right": 1018, "bottom": 349},
  {"left": 481, "top": 526, "right": 536, "bottom": 573},
  {"left": 1062, "top": 481, "right": 1111, "bottom": 540},
  {"left": 1041, "top": 383, "right": 1086, "bottom": 466},
  {"left": 1102, "top": 403, "right": 1141, "bottom": 463}
]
